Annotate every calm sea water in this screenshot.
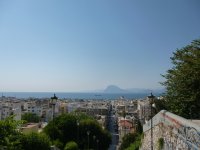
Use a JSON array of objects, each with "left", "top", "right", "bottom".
[{"left": 1, "top": 92, "right": 151, "bottom": 100}]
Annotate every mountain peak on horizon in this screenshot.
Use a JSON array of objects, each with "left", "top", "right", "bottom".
[
  {"left": 103, "top": 85, "right": 165, "bottom": 94},
  {"left": 104, "top": 85, "right": 125, "bottom": 93}
]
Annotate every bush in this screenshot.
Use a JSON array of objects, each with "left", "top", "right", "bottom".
[
  {"left": 20, "top": 132, "right": 51, "bottom": 150},
  {"left": 0, "top": 116, "right": 23, "bottom": 150},
  {"left": 64, "top": 141, "right": 78, "bottom": 150},
  {"left": 125, "top": 134, "right": 142, "bottom": 150},
  {"left": 44, "top": 113, "right": 111, "bottom": 150},
  {"left": 158, "top": 138, "right": 164, "bottom": 150},
  {"left": 22, "top": 113, "right": 40, "bottom": 123},
  {"left": 120, "top": 133, "right": 136, "bottom": 150}
]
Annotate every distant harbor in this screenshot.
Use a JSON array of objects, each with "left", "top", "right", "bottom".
[{"left": 0, "top": 92, "right": 153, "bottom": 100}]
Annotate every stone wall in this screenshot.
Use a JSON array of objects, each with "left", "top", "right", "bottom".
[{"left": 141, "top": 110, "right": 200, "bottom": 150}]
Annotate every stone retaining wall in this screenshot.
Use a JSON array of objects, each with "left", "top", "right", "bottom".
[{"left": 141, "top": 110, "right": 200, "bottom": 150}]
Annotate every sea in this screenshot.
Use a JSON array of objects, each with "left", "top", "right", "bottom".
[{"left": 0, "top": 92, "right": 155, "bottom": 100}]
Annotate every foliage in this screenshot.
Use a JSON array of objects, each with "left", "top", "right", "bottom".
[
  {"left": 136, "top": 120, "right": 143, "bottom": 134},
  {"left": 154, "top": 99, "right": 168, "bottom": 112},
  {"left": 22, "top": 113, "right": 40, "bottom": 123},
  {"left": 119, "top": 133, "right": 136, "bottom": 150},
  {"left": 43, "top": 113, "right": 111, "bottom": 150},
  {"left": 122, "top": 124, "right": 143, "bottom": 150},
  {"left": 44, "top": 113, "right": 77, "bottom": 146},
  {"left": 0, "top": 116, "right": 51, "bottom": 150},
  {"left": 125, "top": 133, "right": 142, "bottom": 150},
  {"left": 78, "top": 119, "right": 111, "bottom": 150},
  {"left": 64, "top": 141, "right": 78, "bottom": 150},
  {"left": 20, "top": 132, "right": 51, "bottom": 150},
  {"left": 0, "top": 116, "right": 23, "bottom": 150},
  {"left": 157, "top": 138, "right": 164, "bottom": 150},
  {"left": 161, "top": 39, "right": 200, "bottom": 119},
  {"left": 120, "top": 120, "right": 143, "bottom": 150},
  {"left": 53, "top": 139, "right": 63, "bottom": 149}
]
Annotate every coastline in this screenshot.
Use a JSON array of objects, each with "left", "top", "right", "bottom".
[{"left": 0, "top": 92, "right": 152, "bottom": 100}]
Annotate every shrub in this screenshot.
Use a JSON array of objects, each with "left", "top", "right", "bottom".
[{"left": 64, "top": 141, "right": 78, "bottom": 150}]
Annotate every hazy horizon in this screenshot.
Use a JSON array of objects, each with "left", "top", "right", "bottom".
[
  {"left": 0, "top": 84, "right": 164, "bottom": 93},
  {"left": 0, "top": 0, "right": 200, "bottom": 92}
]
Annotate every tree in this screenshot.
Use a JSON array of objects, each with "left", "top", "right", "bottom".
[
  {"left": 0, "top": 116, "right": 23, "bottom": 150},
  {"left": 22, "top": 113, "right": 40, "bottom": 123},
  {"left": 78, "top": 119, "right": 111, "bottom": 150},
  {"left": 161, "top": 39, "right": 200, "bottom": 118},
  {"left": 64, "top": 141, "right": 78, "bottom": 150},
  {"left": 20, "top": 132, "right": 51, "bottom": 150},
  {"left": 120, "top": 118, "right": 143, "bottom": 150},
  {"left": 43, "top": 113, "right": 111, "bottom": 150},
  {"left": 135, "top": 119, "right": 142, "bottom": 134},
  {"left": 43, "top": 113, "right": 77, "bottom": 146},
  {"left": 154, "top": 99, "right": 168, "bottom": 112},
  {"left": 124, "top": 133, "right": 143, "bottom": 150},
  {"left": 119, "top": 133, "right": 136, "bottom": 150},
  {"left": 0, "top": 116, "right": 50, "bottom": 150}
]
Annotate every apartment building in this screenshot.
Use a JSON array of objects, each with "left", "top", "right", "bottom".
[
  {"left": 137, "top": 96, "right": 157, "bottom": 125},
  {"left": 0, "top": 98, "right": 22, "bottom": 120},
  {"left": 23, "top": 99, "right": 49, "bottom": 118}
]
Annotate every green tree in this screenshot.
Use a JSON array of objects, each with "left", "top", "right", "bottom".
[
  {"left": 22, "top": 113, "right": 40, "bottom": 123},
  {"left": 43, "top": 113, "right": 77, "bottom": 146},
  {"left": 120, "top": 133, "right": 136, "bottom": 150},
  {"left": 78, "top": 119, "right": 111, "bottom": 150},
  {"left": 125, "top": 133, "right": 143, "bottom": 150},
  {"left": 135, "top": 120, "right": 142, "bottom": 134},
  {"left": 122, "top": 120, "right": 143, "bottom": 150},
  {"left": 43, "top": 113, "right": 111, "bottom": 150},
  {"left": 0, "top": 116, "right": 23, "bottom": 150},
  {"left": 64, "top": 141, "right": 78, "bottom": 150},
  {"left": 161, "top": 39, "right": 200, "bottom": 118},
  {"left": 154, "top": 99, "right": 168, "bottom": 112},
  {"left": 53, "top": 139, "right": 63, "bottom": 149},
  {"left": 0, "top": 116, "right": 51, "bottom": 150},
  {"left": 20, "top": 132, "right": 51, "bottom": 150}
]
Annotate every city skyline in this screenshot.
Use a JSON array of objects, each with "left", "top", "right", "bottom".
[{"left": 0, "top": 0, "right": 200, "bottom": 92}]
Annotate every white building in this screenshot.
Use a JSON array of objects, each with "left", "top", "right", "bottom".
[
  {"left": 0, "top": 99, "right": 22, "bottom": 120},
  {"left": 11, "top": 101, "right": 22, "bottom": 120},
  {"left": 0, "top": 106, "right": 11, "bottom": 120},
  {"left": 23, "top": 99, "right": 50, "bottom": 122}
]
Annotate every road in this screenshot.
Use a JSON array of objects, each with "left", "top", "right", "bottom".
[{"left": 108, "top": 106, "right": 119, "bottom": 150}]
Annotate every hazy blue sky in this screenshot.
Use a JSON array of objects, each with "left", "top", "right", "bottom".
[{"left": 0, "top": 0, "right": 199, "bottom": 92}]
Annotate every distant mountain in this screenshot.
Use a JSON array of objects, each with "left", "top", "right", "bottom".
[
  {"left": 103, "top": 85, "right": 165, "bottom": 94},
  {"left": 104, "top": 85, "right": 126, "bottom": 93}
]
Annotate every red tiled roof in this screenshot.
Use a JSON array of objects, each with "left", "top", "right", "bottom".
[{"left": 119, "top": 120, "right": 133, "bottom": 128}]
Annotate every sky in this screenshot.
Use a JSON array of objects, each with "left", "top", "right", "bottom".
[{"left": 0, "top": 0, "right": 200, "bottom": 92}]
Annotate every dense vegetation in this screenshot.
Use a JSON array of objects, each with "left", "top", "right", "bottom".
[
  {"left": 64, "top": 141, "right": 78, "bottom": 150},
  {"left": 43, "top": 113, "right": 111, "bottom": 150},
  {"left": 161, "top": 39, "right": 200, "bottom": 118},
  {"left": 125, "top": 133, "right": 143, "bottom": 150},
  {"left": 20, "top": 132, "right": 51, "bottom": 150},
  {"left": 0, "top": 116, "right": 23, "bottom": 149},
  {"left": 0, "top": 116, "right": 51, "bottom": 150},
  {"left": 21, "top": 113, "right": 40, "bottom": 123},
  {"left": 120, "top": 120, "right": 143, "bottom": 150},
  {"left": 0, "top": 112, "right": 111, "bottom": 150}
]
